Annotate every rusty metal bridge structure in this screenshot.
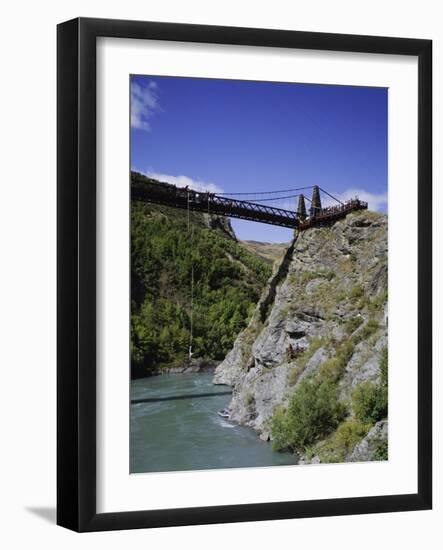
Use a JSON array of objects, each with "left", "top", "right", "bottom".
[{"left": 131, "top": 171, "right": 368, "bottom": 231}]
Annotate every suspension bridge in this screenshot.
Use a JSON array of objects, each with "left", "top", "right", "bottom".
[
  {"left": 131, "top": 171, "right": 369, "bottom": 363},
  {"left": 131, "top": 171, "right": 368, "bottom": 230}
]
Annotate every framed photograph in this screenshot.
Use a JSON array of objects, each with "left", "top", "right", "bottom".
[{"left": 57, "top": 17, "right": 432, "bottom": 532}]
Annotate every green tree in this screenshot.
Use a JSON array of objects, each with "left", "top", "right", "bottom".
[{"left": 271, "top": 377, "right": 346, "bottom": 452}]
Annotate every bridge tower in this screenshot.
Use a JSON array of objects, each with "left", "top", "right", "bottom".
[
  {"left": 310, "top": 185, "right": 322, "bottom": 217},
  {"left": 297, "top": 194, "right": 307, "bottom": 220}
]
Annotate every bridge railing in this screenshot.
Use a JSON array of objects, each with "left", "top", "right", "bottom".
[
  {"left": 132, "top": 175, "right": 300, "bottom": 229},
  {"left": 299, "top": 199, "right": 368, "bottom": 229}
]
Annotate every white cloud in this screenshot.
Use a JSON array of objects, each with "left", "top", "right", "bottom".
[
  {"left": 143, "top": 171, "right": 224, "bottom": 194},
  {"left": 131, "top": 81, "right": 160, "bottom": 131},
  {"left": 321, "top": 188, "right": 387, "bottom": 212}
]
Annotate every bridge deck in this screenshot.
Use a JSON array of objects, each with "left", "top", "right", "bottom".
[{"left": 131, "top": 173, "right": 368, "bottom": 231}]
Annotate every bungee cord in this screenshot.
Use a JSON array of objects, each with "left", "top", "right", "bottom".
[{"left": 187, "top": 190, "right": 194, "bottom": 361}]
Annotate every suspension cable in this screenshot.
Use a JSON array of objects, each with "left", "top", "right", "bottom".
[
  {"left": 216, "top": 185, "right": 314, "bottom": 196},
  {"left": 319, "top": 187, "right": 344, "bottom": 206},
  {"left": 247, "top": 193, "right": 312, "bottom": 203}
]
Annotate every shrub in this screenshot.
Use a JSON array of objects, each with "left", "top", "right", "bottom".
[
  {"left": 288, "top": 364, "right": 304, "bottom": 386},
  {"left": 372, "top": 436, "right": 388, "bottom": 461},
  {"left": 350, "top": 284, "right": 364, "bottom": 299},
  {"left": 299, "top": 269, "right": 335, "bottom": 285},
  {"left": 318, "top": 357, "right": 342, "bottom": 383},
  {"left": 270, "top": 407, "right": 292, "bottom": 451},
  {"left": 368, "top": 289, "right": 388, "bottom": 314},
  {"left": 271, "top": 377, "right": 346, "bottom": 452},
  {"left": 318, "top": 340, "right": 354, "bottom": 383},
  {"left": 351, "top": 347, "right": 388, "bottom": 424},
  {"left": 352, "top": 381, "right": 387, "bottom": 424},
  {"left": 288, "top": 337, "right": 325, "bottom": 383},
  {"left": 345, "top": 315, "right": 364, "bottom": 335},
  {"left": 316, "top": 419, "right": 371, "bottom": 463},
  {"left": 320, "top": 269, "right": 336, "bottom": 281},
  {"left": 379, "top": 346, "right": 388, "bottom": 387},
  {"left": 300, "top": 271, "right": 319, "bottom": 284},
  {"left": 362, "top": 317, "right": 380, "bottom": 337},
  {"left": 245, "top": 393, "right": 255, "bottom": 406},
  {"left": 352, "top": 318, "right": 380, "bottom": 345}
]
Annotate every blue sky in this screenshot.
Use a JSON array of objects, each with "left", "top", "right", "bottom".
[{"left": 131, "top": 75, "right": 387, "bottom": 243}]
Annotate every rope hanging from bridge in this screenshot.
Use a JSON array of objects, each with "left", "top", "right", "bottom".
[{"left": 187, "top": 190, "right": 195, "bottom": 362}]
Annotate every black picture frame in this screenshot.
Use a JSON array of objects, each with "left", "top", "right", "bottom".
[{"left": 57, "top": 17, "right": 432, "bottom": 532}]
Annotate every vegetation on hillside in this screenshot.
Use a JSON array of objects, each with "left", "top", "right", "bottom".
[
  {"left": 239, "top": 240, "right": 288, "bottom": 265},
  {"left": 131, "top": 194, "right": 271, "bottom": 377}
]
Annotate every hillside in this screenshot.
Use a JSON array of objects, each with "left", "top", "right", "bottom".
[
  {"left": 239, "top": 240, "right": 289, "bottom": 265},
  {"left": 131, "top": 184, "right": 272, "bottom": 378},
  {"left": 214, "top": 210, "right": 388, "bottom": 463}
]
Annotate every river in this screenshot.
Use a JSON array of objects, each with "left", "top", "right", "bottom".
[{"left": 130, "top": 373, "right": 298, "bottom": 473}]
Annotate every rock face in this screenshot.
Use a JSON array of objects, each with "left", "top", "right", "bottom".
[
  {"left": 203, "top": 213, "right": 237, "bottom": 241},
  {"left": 349, "top": 420, "right": 388, "bottom": 462},
  {"left": 214, "top": 210, "right": 388, "bottom": 462}
]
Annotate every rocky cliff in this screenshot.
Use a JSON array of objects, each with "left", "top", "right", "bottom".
[{"left": 214, "top": 210, "right": 388, "bottom": 463}]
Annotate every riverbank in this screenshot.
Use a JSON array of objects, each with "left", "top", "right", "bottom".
[
  {"left": 159, "top": 358, "right": 220, "bottom": 375},
  {"left": 132, "top": 358, "right": 220, "bottom": 378}
]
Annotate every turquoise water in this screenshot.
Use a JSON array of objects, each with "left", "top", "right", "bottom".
[{"left": 130, "top": 373, "right": 298, "bottom": 473}]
